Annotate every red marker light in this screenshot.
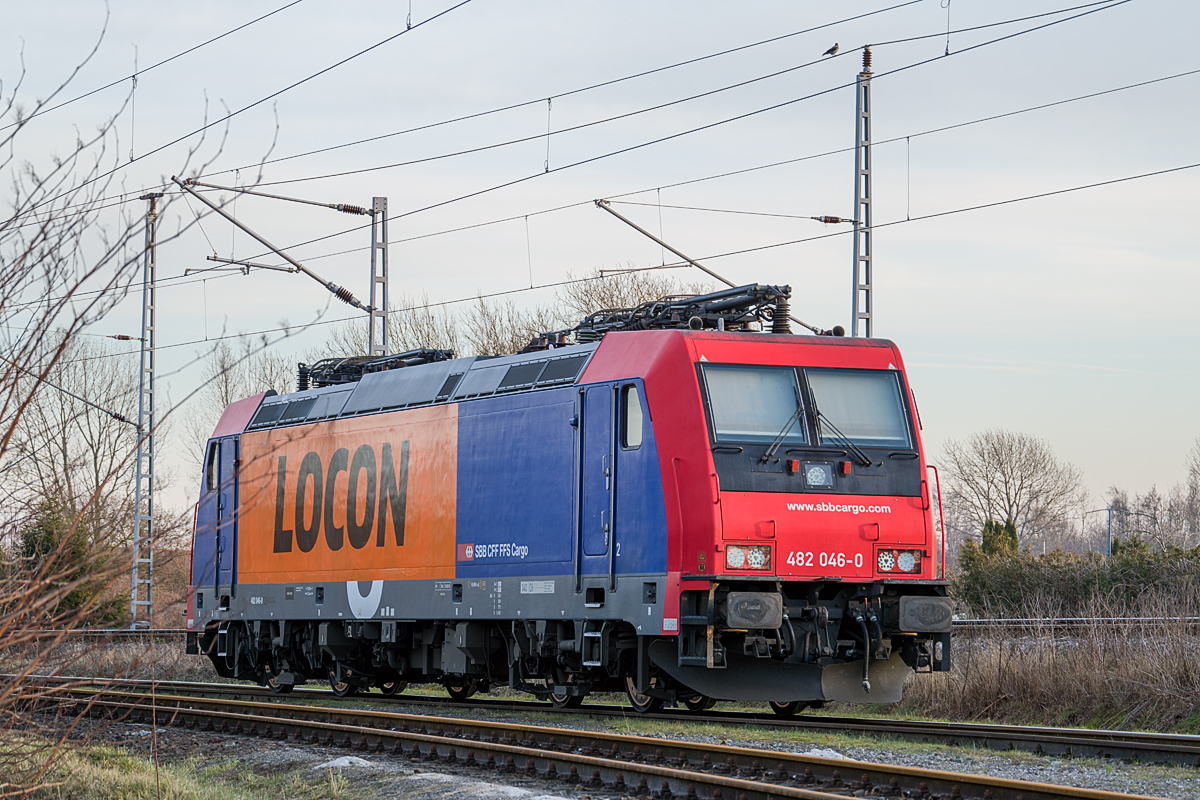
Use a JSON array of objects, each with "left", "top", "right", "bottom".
[
  {"left": 787, "top": 459, "right": 800, "bottom": 474},
  {"left": 841, "top": 461, "right": 852, "bottom": 475}
]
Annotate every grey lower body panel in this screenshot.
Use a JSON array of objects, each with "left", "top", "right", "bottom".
[
  {"left": 647, "top": 640, "right": 910, "bottom": 703},
  {"left": 194, "top": 572, "right": 666, "bottom": 633}
]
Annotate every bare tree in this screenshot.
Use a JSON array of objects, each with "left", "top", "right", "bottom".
[
  {"left": 460, "top": 296, "right": 563, "bottom": 356},
  {"left": 0, "top": 26, "right": 258, "bottom": 791},
  {"left": 311, "top": 268, "right": 717, "bottom": 362},
  {"left": 317, "top": 291, "right": 461, "bottom": 360},
  {"left": 6, "top": 334, "right": 143, "bottom": 553},
  {"left": 556, "top": 266, "right": 714, "bottom": 323},
  {"left": 181, "top": 337, "right": 296, "bottom": 474},
  {"left": 940, "top": 429, "right": 1086, "bottom": 553},
  {"left": 1187, "top": 436, "right": 1200, "bottom": 545},
  {"left": 1101, "top": 437, "right": 1200, "bottom": 551}
]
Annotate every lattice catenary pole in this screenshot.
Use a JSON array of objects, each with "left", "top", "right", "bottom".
[
  {"left": 130, "top": 192, "right": 161, "bottom": 628},
  {"left": 369, "top": 197, "right": 389, "bottom": 356},
  {"left": 851, "top": 47, "right": 874, "bottom": 337}
]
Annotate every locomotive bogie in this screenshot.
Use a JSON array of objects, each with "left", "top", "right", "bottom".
[{"left": 188, "top": 329, "right": 951, "bottom": 707}]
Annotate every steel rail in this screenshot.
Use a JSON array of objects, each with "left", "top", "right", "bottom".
[
  {"left": 36, "top": 685, "right": 1167, "bottom": 800},
  {"left": 13, "top": 675, "right": 1200, "bottom": 767}
]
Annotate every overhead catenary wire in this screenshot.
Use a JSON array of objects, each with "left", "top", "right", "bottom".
[
  {"left": 607, "top": 201, "right": 857, "bottom": 222},
  {"left": 6, "top": 49, "right": 1188, "bottom": 317},
  {"left": 200, "top": 0, "right": 1116, "bottom": 184},
  {"left": 3, "top": 356, "right": 138, "bottom": 428},
  {"left": 201, "top": 0, "right": 924, "bottom": 179},
  {"left": 7, "top": 0, "right": 477, "bottom": 224},
  {"left": 16, "top": 52, "right": 1191, "bottom": 238},
  {"left": 663, "top": 160, "right": 1200, "bottom": 264},
  {"left": 42, "top": 157, "right": 1200, "bottom": 370},
  {"left": 3, "top": 53, "right": 1189, "bottom": 325},
  {"left": 236, "top": 0, "right": 1135, "bottom": 194},
  {"left": 232, "top": 0, "right": 1136, "bottom": 265},
  {"left": 5, "top": 0, "right": 1152, "bottom": 239},
  {"left": 0, "top": 0, "right": 309, "bottom": 133}
]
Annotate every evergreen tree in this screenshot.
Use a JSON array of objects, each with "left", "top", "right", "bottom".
[{"left": 981, "top": 518, "right": 1018, "bottom": 555}]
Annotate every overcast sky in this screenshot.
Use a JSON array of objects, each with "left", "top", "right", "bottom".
[{"left": 5, "top": 0, "right": 1198, "bottom": 513}]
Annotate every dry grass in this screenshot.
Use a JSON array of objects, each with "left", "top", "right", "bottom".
[
  {"left": 899, "top": 591, "right": 1200, "bottom": 732},
  {"left": 10, "top": 742, "right": 355, "bottom": 800},
  {"left": 2, "top": 639, "right": 217, "bottom": 686}
]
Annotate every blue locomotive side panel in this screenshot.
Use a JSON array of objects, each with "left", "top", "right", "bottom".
[
  {"left": 455, "top": 388, "right": 577, "bottom": 577},
  {"left": 453, "top": 381, "right": 668, "bottom": 579}
]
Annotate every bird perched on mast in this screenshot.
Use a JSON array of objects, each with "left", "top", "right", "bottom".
[{"left": 823, "top": 43, "right": 839, "bottom": 57}]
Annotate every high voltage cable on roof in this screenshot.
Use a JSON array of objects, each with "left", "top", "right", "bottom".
[
  {"left": 0, "top": 0, "right": 308, "bottom": 133},
  {"left": 7, "top": 0, "right": 477, "bottom": 224},
  {"left": 40, "top": 158, "right": 1200, "bottom": 369},
  {"left": 229, "top": 0, "right": 1134, "bottom": 266}
]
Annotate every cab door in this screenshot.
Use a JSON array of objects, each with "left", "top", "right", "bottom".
[
  {"left": 215, "top": 436, "right": 240, "bottom": 590},
  {"left": 193, "top": 440, "right": 220, "bottom": 591},
  {"left": 580, "top": 385, "right": 613, "bottom": 568}
]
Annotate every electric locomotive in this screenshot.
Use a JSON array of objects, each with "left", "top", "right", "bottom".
[{"left": 186, "top": 284, "right": 952, "bottom": 712}]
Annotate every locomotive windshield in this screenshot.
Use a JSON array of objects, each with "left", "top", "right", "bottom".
[
  {"left": 806, "top": 368, "right": 912, "bottom": 449},
  {"left": 702, "top": 365, "right": 808, "bottom": 445}
]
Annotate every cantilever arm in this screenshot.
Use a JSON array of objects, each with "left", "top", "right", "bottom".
[
  {"left": 172, "top": 177, "right": 371, "bottom": 311},
  {"left": 594, "top": 199, "right": 818, "bottom": 333}
]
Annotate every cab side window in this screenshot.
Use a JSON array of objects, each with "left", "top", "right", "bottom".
[
  {"left": 205, "top": 441, "right": 221, "bottom": 492},
  {"left": 622, "top": 385, "right": 643, "bottom": 449}
]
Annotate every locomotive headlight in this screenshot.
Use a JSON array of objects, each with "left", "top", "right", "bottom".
[
  {"left": 877, "top": 549, "right": 922, "bottom": 574},
  {"left": 746, "top": 547, "right": 767, "bottom": 570},
  {"left": 725, "top": 545, "right": 772, "bottom": 571}
]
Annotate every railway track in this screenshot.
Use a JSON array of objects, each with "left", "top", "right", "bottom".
[
  {"left": 19, "top": 676, "right": 1200, "bottom": 769},
  {"left": 31, "top": 681, "right": 1166, "bottom": 800}
]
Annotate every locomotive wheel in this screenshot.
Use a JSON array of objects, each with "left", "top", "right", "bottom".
[
  {"left": 549, "top": 686, "right": 584, "bottom": 709},
  {"left": 624, "top": 675, "right": 664, "bottom": 714},
  {"left": 682, "top": 694, "right": 717, "bottom": 712},
  {"left": 445, "top": 676, "right": 478, "bottom": 702},
  {"left": 328, "top": 666, "right": 358, "bottom": 698},
  {"left": 379, "top": 680, "right": 407, "bottom": 696},
  {"left": 768, "top": 700, "right": 807, "bottom": 717},
  {"left": 265, "top": 666, "right": 293, "bottom": 695}
]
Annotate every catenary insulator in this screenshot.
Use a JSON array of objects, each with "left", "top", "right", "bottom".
[
  {"left": 862, "top": 47, "right": 872, "bottom": 72},
  {"left": 335, "top": 204, "right": 369, "bottom": 215},
  {"left": 772, "top": 297, "right": 792, "bottom": 334}
]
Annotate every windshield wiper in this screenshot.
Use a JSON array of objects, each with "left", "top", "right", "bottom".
[
  {"left": 760, "top": 386, "right": 804, "bottom": 463},
  {"left": 808, "top": 393, "right": 873, "bottom": 467}
]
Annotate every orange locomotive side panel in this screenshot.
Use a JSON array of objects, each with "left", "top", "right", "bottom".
[{"left": 237, "top": 405, "right": 458, "bottom": 584}]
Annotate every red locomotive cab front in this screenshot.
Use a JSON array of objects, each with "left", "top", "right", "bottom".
[
  {"left": 654, "top": 332, "right": 953, "bottom": 705},
  {"left": 695, "top": 339, "right": 936, "bottom": 584}
]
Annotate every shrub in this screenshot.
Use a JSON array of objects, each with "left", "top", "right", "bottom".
[{"left": 953, "top": 535, "right": 1200, "bottom": 617}]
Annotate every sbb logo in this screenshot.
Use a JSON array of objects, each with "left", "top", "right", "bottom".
[
  {"left": 272, "top": 441, "right": 410, "bottom": 554},
  {"left": 458, "top": 544, "right": 474, "bottom": 561}
]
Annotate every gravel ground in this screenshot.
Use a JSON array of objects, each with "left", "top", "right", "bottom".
[
  {"left": 328, "top": 694, "right": 1200, "bottom": 800},
  {"left": 44, "top": 698, "right": 1200, "bottom": 800},
  {"left": 64, "top": 714, "right": 578, "bottom": 800}
]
